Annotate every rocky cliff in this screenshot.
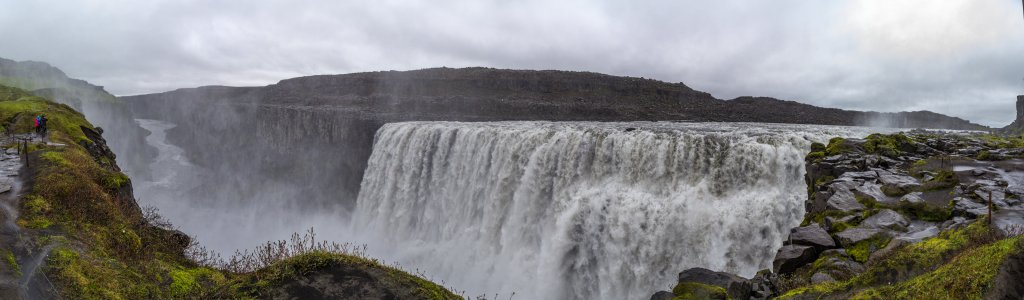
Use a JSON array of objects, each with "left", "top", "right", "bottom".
[
  {"left": 120, "top": 68, "right": 990, "bottom": 210},
  {"left": 653, "top": 132, "right": 1024, "bottom": 299},
  {"left": 127, "top": 67, "right": 988, "bottom": 128},
  {"left": 1001, "top": 95, "right": 1024, "bottom": 134}
]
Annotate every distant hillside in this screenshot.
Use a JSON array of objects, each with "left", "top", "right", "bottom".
[
  {"left": 125, "top": 67, "right": 988, "bottom": 130},
  {"left": 0, "top": 57, "right": 156, "bottom": 178}
]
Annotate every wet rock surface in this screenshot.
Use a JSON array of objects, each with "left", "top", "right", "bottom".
[
  {"left": 773, "top": 245, "right": 817, "bottom": 275},
  {"left": 787, "top": 223, "right": 836, "bottom": 250},
  {"left": 674, "top": 268, "right": 751, "bottom": 300},
  {"left": 657, "top": 130, "right": 1024, "bottom": 299}
]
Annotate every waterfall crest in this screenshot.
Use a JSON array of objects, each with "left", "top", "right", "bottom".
[{"left": 354, "top": 121, "right": 880, "bottom": 299}]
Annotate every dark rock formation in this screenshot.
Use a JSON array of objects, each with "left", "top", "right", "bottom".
[
  {"left": 649, "top": 291, "right": 675, "bottom": 300},
  {"left": 773, "top": 245, "right": 816, "bottom": 275},
  {"left": 835, "top": 228, "right": 889, "bottom": 247},
  {"left": 859, "top": 209, "right": 910, "bottom": 231},
  {"left": 676, "top": 268, "right": 751, "bottom": 300},
  {"left": 787, "top": 223, "right": 837, "bottom": 251}
]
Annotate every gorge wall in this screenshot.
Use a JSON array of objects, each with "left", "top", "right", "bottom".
[{"left": 121, "top": 67, "right": 989, "bottom": 212}]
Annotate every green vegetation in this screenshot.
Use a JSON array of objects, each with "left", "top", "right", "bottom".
[
  {"left": 977, "top": 134, "right": 1024, "bottom": 149},
  {"left": 1, "top": 82, "right": 460, "bottom": 299},
  {"left": 846, "top": 234, "right": 891, "bottom": 263},
  {"left": 852, "top": 236, "right": 1022, "bottom": 299},
  {"left": 3, "top": 249, "right": 20, "bottom": 277},
  {"left": 672, "top": 282, "right": 728, "bottom": 300},
  {"left": 897, "top": 199, "right": 953, "bottom": 222},
  {"left": 921, "top": 170, "right": 958, "bottom": 191},
  {"left": 223, "top": 251, "right": 461, "bottom": 299},
  {"left": 977, "top": 150, "right": 993, "bottom": 161},
  {"left": 825, "top": 137, "right": 856, "bottom": 156},
  {"left": 780, "top": 219, "right": 1018, "bottom": 299},
  {"left": 862, "top": 133, "right": 912, "bottom": 158}
]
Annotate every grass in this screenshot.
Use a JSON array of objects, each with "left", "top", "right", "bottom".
[
  {"left": 852, "top": 236, "right": 1022, "bottom": 299},
  {"left": 779, "top": 219, "right": 1011, "bottom": 299},
  {"left": 846, "top": 234, "right": 891, "bottom": 263},
  {"left": 672, "top": 282, "right": 728, "bottom": 300},
  {"left": 862, "top": 133, "right": 912, "bottom": 158},
  {"left": 3, "top": 249, "right": 20, "bottom": 277},
  {"left": 222, "top": 251, "right": 461, "bottom": 300}
]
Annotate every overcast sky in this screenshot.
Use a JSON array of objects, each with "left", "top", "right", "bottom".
[{"left": 1, "top": 1, "right": 1023, "bottom": 126}]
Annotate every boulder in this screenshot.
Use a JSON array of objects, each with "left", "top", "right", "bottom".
[
  {"left": 810, "top": 272, "right": 835, "bottom": 284},
  {"left": 825, "top": 215, "right": 859, "bottom": 231},
  {"left": 953, "top": 197, "right": 988, "bottom": 218},
  {"left": 878, "top": 173, "right": 921, "bottom": 197},
  {"left": 899, "top": 192, "right": 925, "bottom": 204},
  {"left": 826, "top": 189, "right": 865, "bottom": 213},
  {"left": 649, "top": 291, "right": 675, "bottom": 300},
  {"left": 807, "top": 191, "right": 832, "bottom": 214},
  {"left": 836, "top": 227, "right": 888, "bottom": 247},
  {"left": 787, "top": 223, "right": 836, "bottom": 250},
  {"left": 676, "top": 268, "right": 751, "bottom": 300},
  {"left": 748, "top": 269, "right": 777, "bottom": 300},
  {"left": 859, "top": 209, "right": 910, "bottom": 231},
  {"left": 840, "top": 171, "right": 878, "bottom": 181},
  {"left": 854, "top": 183, "right": 899, "bottom": 206},
  {"left": 868, "top": 239, "right": 907, "bottom": 264},
  {"left": 813, "top": 249, "right": 865, "bottom": 281},
  {"left": 772, "top": 245, "right": 816, "bottom": 275}
]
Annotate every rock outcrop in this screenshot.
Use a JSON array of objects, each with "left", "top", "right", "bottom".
[{"left": 653, "top": 131, "right": 1024, "bottom": 299}]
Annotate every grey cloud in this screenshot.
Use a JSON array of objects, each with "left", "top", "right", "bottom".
[{"left": 0, "top": 0, "right": 1022, "bottom": 126}]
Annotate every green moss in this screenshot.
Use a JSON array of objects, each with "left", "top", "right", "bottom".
[
  {"left": 672, "top": 282, "right": 728, "bottom": 300},
  {"left": 3, "top": 249, "right": 20, "bottom": 276},
  {"left": 852, "top": 236, "right": 1022, "bottom": 299},
  {"left": 103, "top": 172, "right": 129, "bottom": 189},
  {"left": 896, "top": 199, "right": 953, "bottom": 222},
  {"left": 806, "top": 151, "right": 825, "bottom": 162},
  {"left": 170, "top": 269, "right": 201, "bottom": 298},
  {"left": 810, "top": 142, "right": 827, "bottom": 152},
  {"left": 801, "top": 209, "right": 852, "bottom": 228},
  {"left": 846, "top": 234, "right": 891, "bottom": 263},
  {"left": 777, "top": 281, "right": 849, "bottom": 299},
  {"left": 825, "top": 137, "right": 857, "bottom": 156},
  {"left": 863, "top": 133, "right": 913, "bottom": 157},
  {"left": 922, "top": 170, "right": 958, "bottom": 191},
  {"left": 912, "top": 159, "right": 927, "bottom": 167},
  {"left": 225, "top": 251, "right": 460, "bottom": 300},
  {"left": 977, "top": 150, "right": 993, "bottom": 161}
]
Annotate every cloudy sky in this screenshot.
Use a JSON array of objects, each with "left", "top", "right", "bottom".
[{"left": 1, "top": 1, "right": 1022, "bottom": 126}]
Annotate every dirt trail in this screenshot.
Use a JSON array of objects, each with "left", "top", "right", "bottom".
[{"left": 0, "top": 134, "right": 59, "bottom": 299}]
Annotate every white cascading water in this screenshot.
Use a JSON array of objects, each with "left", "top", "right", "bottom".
[{"left": 353, "top": 121, "right": 885, "bottom": 300}]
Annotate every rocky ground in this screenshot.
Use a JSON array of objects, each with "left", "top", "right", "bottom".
[{"left": 652, "top": 131, "right": 1024, "bottom": 300}]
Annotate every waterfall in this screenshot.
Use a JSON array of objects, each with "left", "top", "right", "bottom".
[{"left": 353, "top": 121, "right": 881, "bottom": 299}]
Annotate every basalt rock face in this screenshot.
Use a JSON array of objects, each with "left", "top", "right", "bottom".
[
  {"left": 1001, "top": 95, "right": 1024, "bottom": 134},
  {"left": 127, "top": 68, "right": 988, "bottom": 128},
  {"left": 122, "top": 68, "right": 988, "bottom": 210}
]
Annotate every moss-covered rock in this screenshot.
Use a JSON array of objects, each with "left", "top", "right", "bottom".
[
  {"left": 671, "top": 282, "right": 728, "bottom": 300},
  {"left": 220, "top": 251, "right": 460, "bottom": 300}
]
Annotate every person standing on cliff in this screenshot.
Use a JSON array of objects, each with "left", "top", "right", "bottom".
[{"left": 38, "top": 115, "right": 48, "bottom": 138}]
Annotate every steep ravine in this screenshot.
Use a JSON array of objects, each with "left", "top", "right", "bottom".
[{"left": 0, "top": 84, "right": 460, "bottom": 299}]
